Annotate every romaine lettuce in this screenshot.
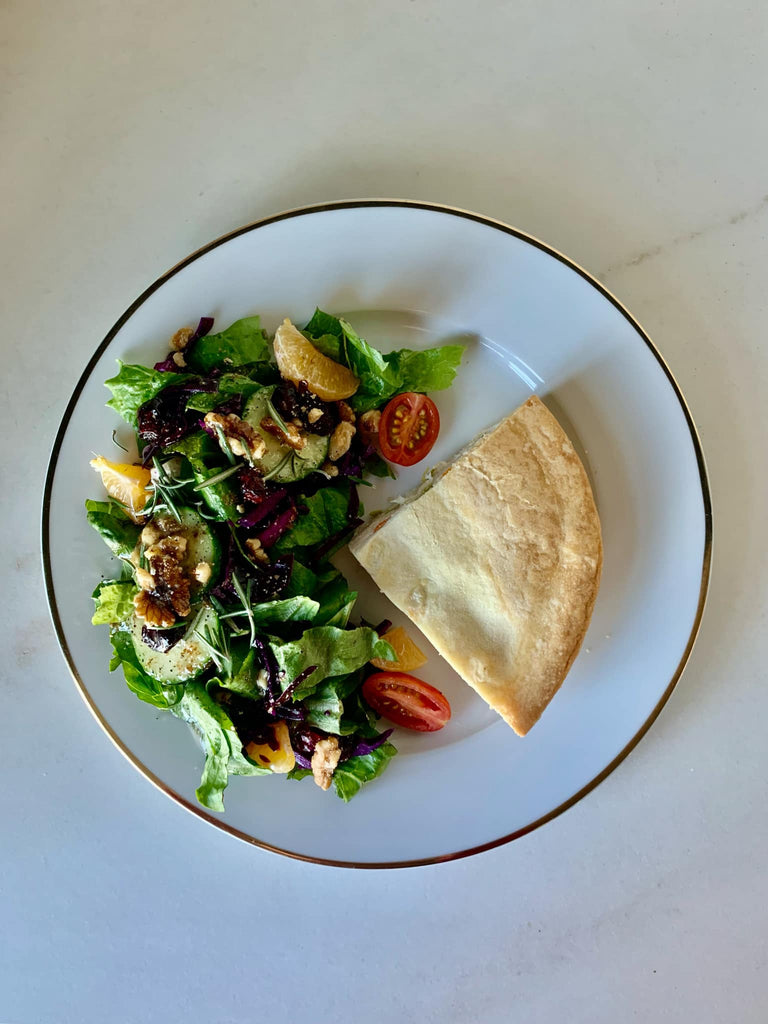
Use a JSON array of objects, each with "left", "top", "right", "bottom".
[
  {"left": 92, "top": 580, "right": 137, "bottom": 625},
  {"left": 85, "top": 499, "right": 141, "bottom": 559},
  {"left": 269, "top": 625, "right": 394, "bottom": 700},
  {"left": 173, "top": 679, "right": 270, "bottom": 811},
  {"left": 186, "top": 316, "right": 271, "bottom": 373},
  {"left": 304, "top": 309, "right": 465, "bottom": 413},
  {"left": 105, "top": 362, "right": 192, "bottom": 426},
  {"left": 333, "top": 742, "right": 398, "bottom": 802},
  {"left": 109, "top": 629, "right": 182, "bottom": 709}
]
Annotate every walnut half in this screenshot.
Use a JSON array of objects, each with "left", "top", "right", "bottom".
[
  {"left": 329, "top": 421, "right": 356, "bottom": 462},
  {"left": 204, "top": 411, "right": 267, "bottom": 463},
  {"left": 311, "top": 736, "right": 342, "bottom": 790},
  {"left": 134, "top": 589, "right": 176, "bottom": 629}
]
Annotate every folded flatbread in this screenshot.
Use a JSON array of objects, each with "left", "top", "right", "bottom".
[{"left": 349, "top": 395, "right": 602, "bottom": 735}]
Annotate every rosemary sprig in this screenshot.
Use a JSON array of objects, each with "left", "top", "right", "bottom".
[
  {"left": 228, "top": 522, "right": 264, "bottom": 571},
  {"left": 231, "top": 572, "right": 256, "bottom": 647},
  {"left": 266, "top": 396, "right": 290, "bottom": 436},
  {"left": 262, "top": 449, "right": 293, "bottom": 481},
  {"left": 193, "top": 611, "right": 232, "bottom": 679},
  {"left": 111, "top": 429, "right": 129, "bottom": 453},
  {"left": 191, "top": 500, "right": 222, "bottom": 522},
  {"left": 145, "top": 457, "right": 196, "bottom": 520},
  {"left": 193, "top": 463, "right": 241, "bottom": 491},
  {"left": 213, "top": 423, "right": 236, "bottom": 465}
]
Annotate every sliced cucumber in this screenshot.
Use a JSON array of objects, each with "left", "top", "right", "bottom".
[
  {"left": 243, "top": 386, "right": 329, "bottom": 483},
  {"left": 131, "top": 603, "right": 218, "bottom": 683},
  {"left": 174, "top": 507, "right": 222, "bottom": 596}
]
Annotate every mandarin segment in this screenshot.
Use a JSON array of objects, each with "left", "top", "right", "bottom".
[
  {"left": 90, "top": 456, "right": 151, "bottom": 520},
  {"left": 371, "top": 625, "right": 428, "bottom": 671},
  {"left": 272, "top": 318, "right": 359, "bottom": 401}
]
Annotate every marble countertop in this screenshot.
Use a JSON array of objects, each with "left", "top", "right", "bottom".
[{"left": 3, "top": 2, "right": 767, "bottom": 1021}]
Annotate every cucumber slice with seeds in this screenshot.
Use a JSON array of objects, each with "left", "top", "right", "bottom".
[
  {"left": 131, "top": 603, "right": 218, "bottom": 683},
  {"left": 174, "top": 507, "right": 221, "bottom": 596},
  {"left": 243, "top": 386, "right": 329, "bottom": 483}
]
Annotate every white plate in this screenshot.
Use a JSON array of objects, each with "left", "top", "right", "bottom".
[{"left": 43, "top": 201, "right": 711, "bottom": 867}]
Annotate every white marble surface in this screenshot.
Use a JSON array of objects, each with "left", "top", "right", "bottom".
[{"left": 3, "top": 1, "right": 767, "bottom": 1021}]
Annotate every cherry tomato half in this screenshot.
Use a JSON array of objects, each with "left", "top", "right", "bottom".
[
  {"left": 378, "top": 393, "right": 440, "bottom": 467},
  {"left": 362, "top": 672, "right": 451, "bottom": 732}
]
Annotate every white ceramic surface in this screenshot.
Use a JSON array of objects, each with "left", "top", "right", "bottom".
[{"left": 44, "top": 202, "right": 709, "bottom": 866}]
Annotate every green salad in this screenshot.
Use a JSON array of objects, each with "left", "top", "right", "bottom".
[{"left": 87, "top": 310, "right": 464, "bottom": 809}]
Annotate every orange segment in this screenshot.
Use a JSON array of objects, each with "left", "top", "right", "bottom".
[
  {"left": 245, "top": 721, "right": 296, "bottom": 773},
  {"left": 371, "top": 626, "right": 428, "bottom": 672},
  {"left": 90, "top": 456, "right": 151, "bottom": 520},
  {"left": 273, "top": 318, "right": 359, "bottom": 401}
]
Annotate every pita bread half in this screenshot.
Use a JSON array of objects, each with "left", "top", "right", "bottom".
[{"left": 349, "top": 395, "right": 603, "bottom": 736}]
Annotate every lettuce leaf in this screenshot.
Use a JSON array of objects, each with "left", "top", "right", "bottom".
[
  {"left": 104, "top": 362, "right": 192, "bottom": 426},
  {"left": 185, "top": 368, "right": 278, "bottom": 413},
  {"left": 303, "top": 670, "right": 365, "bottom": 732},
  {"left": 85, "top": 499, "right": 141, "bottom": 559},
  {"left": 249, "top": 595, "right": 319, "bottom": 624},
  {"left": 304, "top": 309, "right": 465, "bottom": 413},
  {"left": 303, "top": 309, "right": 344, "bottom": 340},
  {"left": 311, "top": 575, "right": 357, "bottom": 627},
  {"left": 109, "top": 629, "right": 182, "bottom": 709},
  {"left": 173, "top": 679, "right": 270, "bottom": 811},
  {"left": 283, "top": 559, "right": 319, "bottom": 598},
  {"left": 333, "top": 742, "right": 398, "bottom": 802},
  {"left": 270, "top": 626, "right": 394, "bottom": 700},
  {"left": 164, "top": 431, "right": 239, "bottom": 521},
  {"left": 273, "top": 485, "right": 351, "bottom": 556},
  {"left": 92, "top": 580, "right": 137, "bottom": 625},
  {"left": 186, "top": 316, "right": 271, "bottom": 374}
]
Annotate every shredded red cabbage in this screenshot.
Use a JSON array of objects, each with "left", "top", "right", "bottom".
[
  {"left": 153, "top": 354, "right": 179, "bottom": 373},
  {"left": 153, "top": 316, "right": 214, "bottom": 371},
  {"left": 349, "top": 729, "right": 393, "bottom": 757},
  {"left": 190, "top": 315, "right": 215, "bottom": 344},
  {"left": 238, "top": 488, "right": 289, "bottom": 528},
  {"left": 256, "top": 504, "right": 298, "bottom": 547},
  {"left": 252, "top": 636, "right": 282, "bottom": 698},
  {"left": 141, "top": 623, "right": 186, "bottom": 652},
  {"left": 211, "top": 535, "right": 292, "bottom": 602},
  {"left": 334, "top": 437, "right": 377, "bottom": 479}
]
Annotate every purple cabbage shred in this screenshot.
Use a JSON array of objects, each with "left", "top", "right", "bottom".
[
  {"left": 153, "top": 315, "right": 214, "bottom": 371},
  {"left": 238, "top": 488, "right": 289, "bottom": 528},
  {"left": 349, "top": 729, "right": 393, "bottom": 758},
  {"left": 256, "top": 504, "right": 298, "bottom": 548}
]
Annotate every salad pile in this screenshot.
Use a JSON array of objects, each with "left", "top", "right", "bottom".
[{"left": 87, "top": 310, "right": 463, "bottom": 809}]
